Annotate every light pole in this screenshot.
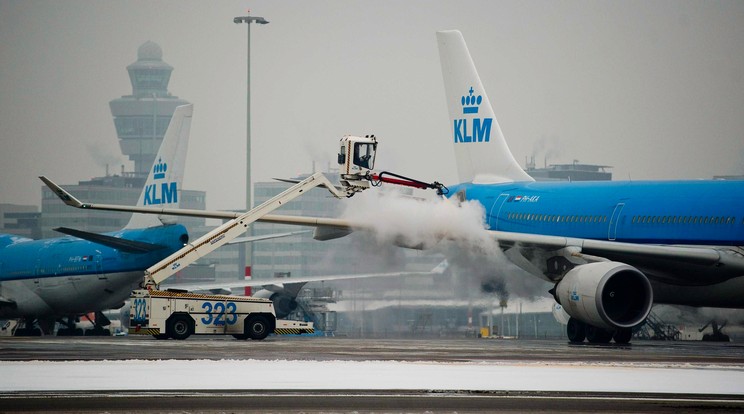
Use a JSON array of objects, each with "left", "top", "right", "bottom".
[
  {"left": 234, "top": 15, "right": 269, "bottom": 281},
  {"left": 233, "top": 15, "right": 269, "bottom": 211}
]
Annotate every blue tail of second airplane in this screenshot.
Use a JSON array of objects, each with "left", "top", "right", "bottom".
[
  {"left": 437, "top": 30, "right": 533, "bottom": 185},
  {"left": 125, "top": 104, "right": 193, "bottom": 229}
]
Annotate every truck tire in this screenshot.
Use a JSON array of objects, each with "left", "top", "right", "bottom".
[
  {"left": 245, "top": 315, "right": 270, "bottom": 340},
  {"left": 167, "top": 314, "right": 194, "bottom": 340}
]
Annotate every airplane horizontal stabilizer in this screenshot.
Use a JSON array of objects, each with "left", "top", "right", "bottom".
[{"left": 53, "top": 227, "right": 167, "bottom": 254}]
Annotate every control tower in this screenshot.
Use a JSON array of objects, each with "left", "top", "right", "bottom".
[{"left": 109, "top": 41, "right": 189, "bottom": 175}]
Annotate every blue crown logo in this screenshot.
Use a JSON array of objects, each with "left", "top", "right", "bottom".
[
  {"left": 153, "top": 158, "right": 167, "bottom": 179},
  {"left": 461, "top": 87, "right": 482, "bottom": 114}
]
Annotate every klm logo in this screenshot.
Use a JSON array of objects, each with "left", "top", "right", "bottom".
[
  {"left": 144, "top": 182, "right": 177, "bottom": 205},
  {"left": 152, "top": 158, "right": 167, "bottom": 179},
  {"left": 144, "top": 157, "right": 177, "bottom": 205},
  {"left": 454, "top": 87, "right": 492, "bottom": 143}
]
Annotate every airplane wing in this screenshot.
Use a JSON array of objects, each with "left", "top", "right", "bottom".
[
  {"left": 165, "top": 261, "right": 448, "bottom": 293},
  {"left": 227, "top": 230, "right": 310, "bottom": 245},
  {"left": 53, "top": 227, "right": 167, "bottom": 254},
  {"left": 40, "top": 176, "right": 359, "bottom": 240},
  {"left": 486, "top": 229, "right": 744, "bottom": 284}
]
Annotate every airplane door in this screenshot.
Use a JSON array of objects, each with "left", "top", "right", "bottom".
[
  {"left": 488, "top": 194, "right": 510, "bottom": 230},
  {"left": 608, "top": 203, "right": 625, "bottom": 240}
]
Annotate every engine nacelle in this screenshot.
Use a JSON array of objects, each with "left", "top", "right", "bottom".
[
  {"left": 252, "top": 289, "right": 298, "bottom": 319},
  {"left": 555, "top": 262, "right": 653, "bottom": 331}
]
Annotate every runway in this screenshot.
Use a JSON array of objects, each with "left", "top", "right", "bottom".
[{"left": 1, "top": 336, "right": 743, "bottom": 413}]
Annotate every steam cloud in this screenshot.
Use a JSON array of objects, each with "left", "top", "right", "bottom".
[{"left": 341, "top": 189, "right": 550, "bottom": 302}]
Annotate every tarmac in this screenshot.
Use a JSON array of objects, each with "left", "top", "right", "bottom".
[{"left": 1, "top": 335, "right": 743, "bottom": 413}]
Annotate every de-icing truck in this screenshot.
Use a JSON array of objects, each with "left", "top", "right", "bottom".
[{"left": 128, "top": 135, "right": 442, "bottom": 340}]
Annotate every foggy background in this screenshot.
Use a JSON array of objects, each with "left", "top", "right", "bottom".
[{"left": 2, "top": 0, "right": 744, "bottom": 209}]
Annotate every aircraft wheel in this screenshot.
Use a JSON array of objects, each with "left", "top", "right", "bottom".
[
  {"left": 245, "top": 315, "right": 270, "bottom": 340},
  {"left": 586, "top": 325, "right": 613, "bottom": 343},
  {"left": 167, "top": 314, "right": 194, "bottom": 340},
  {"left": 566, "top": 318, "right": 586, "bottom": 343},
  {"left": 613, "top": 328, "right": 633, "bottom": 344}
]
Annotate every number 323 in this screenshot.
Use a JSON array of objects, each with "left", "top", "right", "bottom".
[{"left": 201, "top": 302, "right": 238, "bottom": 326}]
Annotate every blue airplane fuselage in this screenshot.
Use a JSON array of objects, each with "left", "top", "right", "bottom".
[
  {"left": 449, "top": 180, "right": 744, "bottom": 246},
  {"left": 0, "top": 225, "right": 188, "bottom": 318}
]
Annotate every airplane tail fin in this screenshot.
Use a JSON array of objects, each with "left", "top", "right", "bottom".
[
  {"left": 436, "top": 30, "right": 533, "bottom": 184},
  {"left": 124, "top": 104, "right": 194, "bottom": 229}
]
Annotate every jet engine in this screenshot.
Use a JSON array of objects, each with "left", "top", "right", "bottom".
[
  {"left": 252, "top": 289, "right": 298, "bottom": 319},
  {"left": 554, "top": 261, "right": 653, "bottom": 331}
]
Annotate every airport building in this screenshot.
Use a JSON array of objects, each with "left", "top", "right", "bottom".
[
  {"left": 0, "top": 204, "right": 41, "bottom": 240},
  {"left": 524, "top": 157, "right": 612, "bottom": 181}
]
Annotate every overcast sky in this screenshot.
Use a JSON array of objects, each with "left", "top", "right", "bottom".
[{"left": 2, "top": 1, "right": 743, "bottom": 210}]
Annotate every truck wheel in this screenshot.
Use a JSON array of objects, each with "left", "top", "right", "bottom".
[
  {"left": 167, "top": 314, "right": 193, "bottom": 340},
  {"left": 245, "top": 315, "right": 270, "bottom": 340}
]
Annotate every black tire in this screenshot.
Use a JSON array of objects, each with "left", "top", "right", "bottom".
[
  {"left": 586, "top": 325, "right": 613, "bottom": 344},
  {"left": 167, "top": 314, "right": 194, "bottom": 340},
  {"left": 566, "top": 318, "right": 586, "bottom": 343},
  {"left": 232, "top": 334, "right": 248, "bottom": 340},
  {"left": 613, "top": 328, "right": 633, "bottom": 344},
  {"left": 245, "top": 315, "right": 271, "bottom": 340},
  {"left": 153, "top": 333, "right": 169, "bottom": 340}
]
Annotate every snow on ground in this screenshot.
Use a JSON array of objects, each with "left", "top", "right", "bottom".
[{"left": 1, "top": 359, "right": 743, "bottom": 394}]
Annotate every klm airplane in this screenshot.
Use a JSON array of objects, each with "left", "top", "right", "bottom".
[
  {"left": 0, "top": 105, "right": 193, "bottom": 335},
  {"left": 42, "top": 32, "right": 744, "bottom": 344},
  {"left": 437, "top": 30, "right": 744, "bottom": 343}
]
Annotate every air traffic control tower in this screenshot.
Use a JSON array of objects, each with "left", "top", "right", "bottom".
[
  {"left": 41, "top": 41, "right": 205, "bottom": 240},
  {"left": 109, "top": 41, "right": 189, "bottom": 175}
]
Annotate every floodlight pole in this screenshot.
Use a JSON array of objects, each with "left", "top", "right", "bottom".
[
  {"left": 234, "top": 15, "right": 269, "bottom": 280},
  {"left": 233, "top": 15, "right": 269, "bottom": 211}
]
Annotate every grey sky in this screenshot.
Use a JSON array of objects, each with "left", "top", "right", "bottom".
[{"left": 2, "top": 1, "right": 743, "bottom": 210}]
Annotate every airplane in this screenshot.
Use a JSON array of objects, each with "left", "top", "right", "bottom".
[
  {"left": 42, "top": 30, "right": 744, "bottom": 345},
  {"left": 0, "top": 105, "right": 196, "bottom": 335},
  {"left": 436, "top": 29, "right": 744, "bottom": 344}
]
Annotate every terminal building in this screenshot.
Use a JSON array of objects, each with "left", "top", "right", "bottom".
[{"left": 524, "top": 157, "right": 612, "bottom": 181}]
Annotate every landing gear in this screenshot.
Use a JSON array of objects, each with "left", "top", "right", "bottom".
[
  {"left": 613, "top": 328, "right": 633, "bottom": 344},
  {"left": 55, "top": 312, "right": 113, "bottom": 336},
  {"left": 585, "top": 325, "right": 613, "bottom": 344},
  {"left": 566, "top": 318, "right": 633, "bottom": 344},
  {"left": 12, "top": 319, "right": 46, "bottom": 336},
  {"left": 566, "top": 318, "right": 586, "bottom": 343}
]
